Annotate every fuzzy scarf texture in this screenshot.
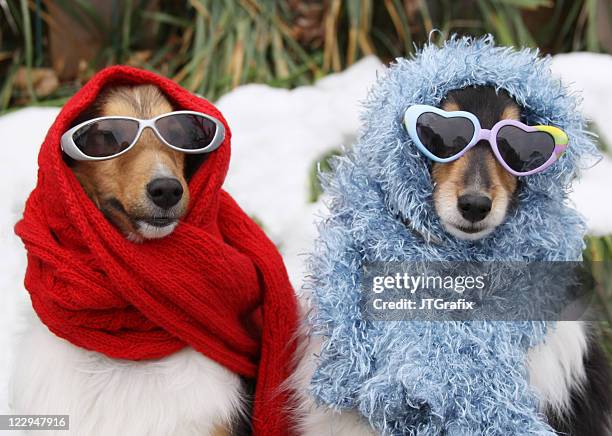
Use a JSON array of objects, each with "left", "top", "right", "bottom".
[
  {"left": 307, "top": 36, "right": 600, "bottom": 435},
  {"left": 15, "top": 66, "right": 298, "bottom": 435}
]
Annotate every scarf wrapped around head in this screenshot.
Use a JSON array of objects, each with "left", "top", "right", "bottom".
[
  {"left": 14, "top": 66, "right": 298, "bottom": 435},
  {"left": 307, "top": 36, "right": 600, "bottom": 434}
]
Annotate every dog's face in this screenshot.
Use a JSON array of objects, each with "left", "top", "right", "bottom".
[
  {"left": 71, "top": 85, "right": 191, "bottom": 242},
  {"left": 431, "top": 87, "right": 520, "bottom": 240}
]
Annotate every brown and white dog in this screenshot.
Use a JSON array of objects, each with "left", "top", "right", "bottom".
[
  {"left": 10, "top": 86, "right": 246, "bottom": 436},
  {"left": 293, "top": 86, "right": 611, "bottom": 436}
]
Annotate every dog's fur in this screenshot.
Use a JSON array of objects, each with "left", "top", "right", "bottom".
[
  {"left": 10, "top": 85, "right": 247, "bottom": 436},
  {"left": 432, "top": 87, "right": 519, "bottom": 241},
  {"left": 70, "top": 85, "right": 193, "bottom": 242},
  {"left": 293, "top": 86, "right": 611, "bottom": 435}
]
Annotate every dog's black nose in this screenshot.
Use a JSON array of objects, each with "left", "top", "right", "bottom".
[
  {"left": 146, "top": 178, "right": 183, "bottom": 209},
  {"left": 457, "top": 194, "right": 492, "bottom": 223}
]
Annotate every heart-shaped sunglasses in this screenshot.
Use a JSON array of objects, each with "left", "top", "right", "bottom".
[
  {"left": 404, "top": 105, "right": 568, "bottom": 176},
  {"left": 61, "top": 111, "right": 225, "bottom": 161}
]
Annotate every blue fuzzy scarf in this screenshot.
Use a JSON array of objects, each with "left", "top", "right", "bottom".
[{"left": 307, "top": 36, "right": 600, "bottom": 435}]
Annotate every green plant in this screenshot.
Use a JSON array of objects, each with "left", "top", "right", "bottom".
[
  {"left": 1, "top": 0, "right": 611, "bottom": 111},
  {"left": 584, "top": 235, "right": 612, "bottom": 360},
  {"left": 309, "top": 147, "right": 342, "bottom": 202}
]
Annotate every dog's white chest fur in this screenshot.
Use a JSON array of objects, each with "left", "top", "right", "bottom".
[{"left": 10, "top": 314, "right": 243, "bottom": 436}]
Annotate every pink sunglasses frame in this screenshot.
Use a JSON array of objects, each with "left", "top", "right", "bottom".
[{"left": 404, "top": 104, "right": 569, "bottom": 176}]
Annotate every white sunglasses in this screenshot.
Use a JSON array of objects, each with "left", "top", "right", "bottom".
[{"left": 61, "top": 110, "right": 225, "bottom": 161}]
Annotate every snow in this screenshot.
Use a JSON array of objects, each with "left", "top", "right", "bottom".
[
  {"left": 0, "top": 53, "right": 610, "bottom": 415},
  {"left": 0, "top": 107, "right": 61, "bottom": 417},
  {"left": 219, "top": 56, "right": 384, "bottom": 284},
  {"left": 570, "top": 155, "right": 612, "bottom": 236},
  {"left": 551, "top": 53, "right": 612, "bottom": 146}
]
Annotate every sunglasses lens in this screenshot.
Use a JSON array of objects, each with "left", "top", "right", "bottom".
[
  {"left": 415, "top": 112, "right": 475, "bottom": 159},
  {"left": 496, "top": 126, "right": 555, "bottom": 173},
  {"left": 155, "top": 114, "right": 219, "bottom": 151},
  {"left": 73, "top": 119, "right": 139, "bottom": 158}
]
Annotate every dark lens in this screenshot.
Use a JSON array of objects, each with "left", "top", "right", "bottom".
[
  {"left": 415, "top": 112, "right": 475, "bottom": 159},
  {"left": 496, "top": 125, "right": 555, "bottom": 173},
  {"left": 155, "top": 114, "right": 218, "bottom": 150},
  {"left": 73, "top": 119, "right": 139, "bottom": 158}
]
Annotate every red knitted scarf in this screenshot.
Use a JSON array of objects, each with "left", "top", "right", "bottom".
[{"left": 14, "top": 66, "right": 298, "bottom": 435}]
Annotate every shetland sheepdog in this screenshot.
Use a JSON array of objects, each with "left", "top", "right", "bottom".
[
  {"left": 10, "top": 85, "right": 247, "bottom": 436},
  {"left": 292, "top": 86, "right": 611, "bottom": 436}
]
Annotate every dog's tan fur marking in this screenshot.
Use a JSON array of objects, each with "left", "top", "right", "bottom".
[
  {"left": 431, "top": 153, "right": 463, "bottom": 194},
  {"left": 501, "top": 105, "right": 521, "bottom": 121},
  {"left": 71, "top": 85, "right": 190, "bottom": 239},
  {"left": 442, "top": 101, "right": 460, "bottom": 112},
  {"left": 488, "top": 149, "right": 518, "bottom": 198},
  {"left": 210, "top": 425, "right": 233, "bottom": 436}
]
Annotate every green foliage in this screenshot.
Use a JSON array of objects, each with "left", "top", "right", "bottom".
[
  {"left": 584, "top": 235, "right": 612, "bottom": 360},
  {"left": 589, "top": 121, "right": 610, "bottom": 153},
  {"left": 309, "top": 148, "right": 342, "bottom": 203},
  {"left": 1, "top": 0, "right": 611, "bottom": 111}
]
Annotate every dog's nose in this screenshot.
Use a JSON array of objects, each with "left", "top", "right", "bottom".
[
  {"left": 146, "top": 178, "right": 183, "bottom": 209},
  {"left": 457, "top": 194, "right": 492, "bottom": 223}
]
